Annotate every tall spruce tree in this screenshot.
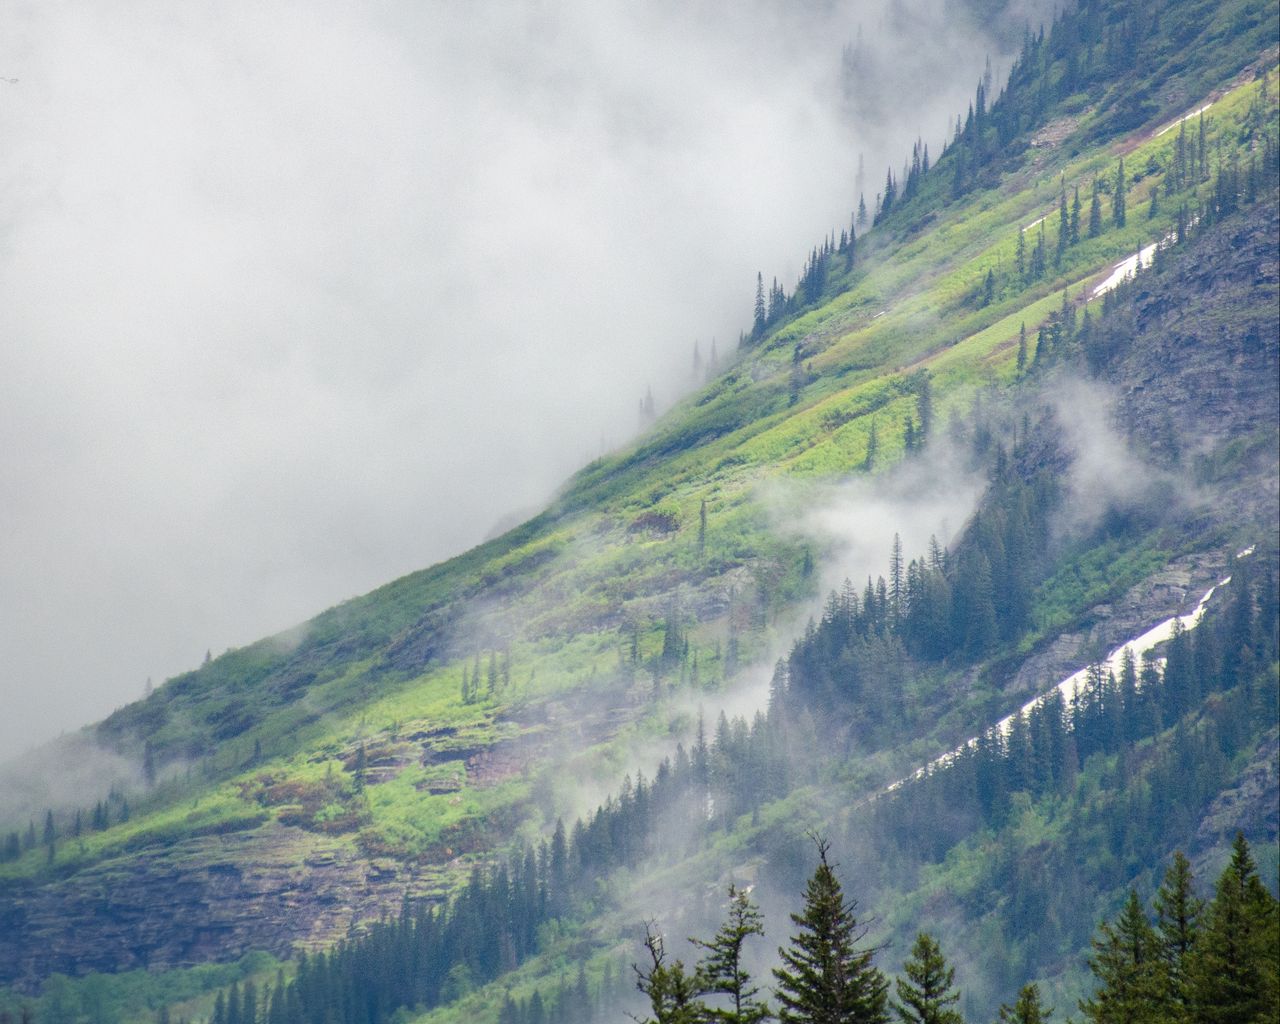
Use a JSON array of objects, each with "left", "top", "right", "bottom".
[
  {"left": 1079, "top": 890, "right": 1166, "bottom": 1024},
  {"left": 1153, "top": 851, "right": 1201, "bottom": 1021},
  {"left": 1188, "top": 833, "right": 1280, "bottom": 1024},
  {"left": 1089, "top": 178, "right": 1103, "bottom": 237},
  {"left": 693, "top": 884, "right": 772, "bottom": 1023},
  {"left": 996, "top": 985, "right": 1051, "bottom": 1024},
  {"left": 773, "top": 839, "right": 889, "bottom": 1024},
  {"left": 892, "top": 933, "right": 963, "bottom": 1024},
  {"left": 755, "top": 273, "right": 767, "bottom": 338},
  {"left": 1113, "top": 159, "right": 1126, "bottom": 228}
]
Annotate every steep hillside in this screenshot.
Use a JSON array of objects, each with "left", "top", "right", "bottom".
[{"left": 1, "top": 0, "right": 1277, "bottom": 1019}]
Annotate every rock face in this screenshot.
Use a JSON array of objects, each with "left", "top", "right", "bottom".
[
  {"left": 0, "top": 824, "right": 418, "bottom": 993},
  {"left": 1098, "top": 201, "right": 1280, "bottom": 530},
  {"left": 1002, "top": 551, "right": 1230, "bottom": 711}
]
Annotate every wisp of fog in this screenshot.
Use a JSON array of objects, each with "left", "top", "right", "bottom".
[{"left": 0, "top": 0, "right": 1050, "bottom": 753}]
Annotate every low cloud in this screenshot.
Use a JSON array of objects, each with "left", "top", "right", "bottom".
[{"left": 0, "top": 0, "right": 1050, "bottom": 753}]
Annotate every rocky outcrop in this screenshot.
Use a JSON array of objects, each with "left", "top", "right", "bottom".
[{"left": 0, "top": 823, "right": 431, "bottom": 994}]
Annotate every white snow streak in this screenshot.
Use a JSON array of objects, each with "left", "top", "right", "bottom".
[
  {"left": 1091, "top": 240, "right": 1161, "bottom": 298},
  {"left": 885, "top": 553, "right": 1254, "bottom": 795},
  {"left": 1155, "top": 103, "right": 1213, "bottom": 138}
]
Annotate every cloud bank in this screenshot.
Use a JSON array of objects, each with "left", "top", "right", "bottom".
[{"left": 0, "top": 0, "right": 1048, "bottom": 753}]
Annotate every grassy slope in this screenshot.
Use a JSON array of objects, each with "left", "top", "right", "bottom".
[{"left": 5, "top": 20, "right": 1273, "bottom": 894}]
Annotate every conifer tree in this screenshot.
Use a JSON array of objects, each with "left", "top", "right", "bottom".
[
  {"left": 1153, "top": 851, "right": 1201, "bottom": 1020},
  {"left": 773, "top": 839, "right": 889, "bottom": 1023},
  {"left": 1113, "top": 159, "right": 1126, "bottom": 228},
  {"left": 693, "top": 884, "right": 772, "bottom": 1023},
  {"left": 755, "top": 273, "right": 767, "bottom": 338},
  {"left": 1089, "top": 178, "right": 1103, "bottom": 237},
  {"left": 1079, "top": 890, "right": 1166, "bottom": 1023},
  {"left": 634, "top": 925, "right": 705, "bottom": 1024},
  {"left": 1056, "top": 190, "right": 1069, "bottom": 266},
  {"left": 864, "top": 421, "right": 879, "bottom": 472},
  {"left": 1016, "top": 322, "right": 1027, "bottom": 372},
  {"left": 892, "top": 933, "right": 963, "bottom": 1024},
  {"left": 1188, "top": 833, "right": 1280, "bottom": 1024},
  {"left": 996, "top": 985, "right": 1051, "bottom": 1024}
]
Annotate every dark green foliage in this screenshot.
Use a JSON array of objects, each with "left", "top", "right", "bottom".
[
  {"left": 1112, "top": 160, "right": 1126, "bottom": 228},
  {"left": 1079, "top": 891, "right": 1166, "bottom": 1023},
  {"left": 773, "top": 839, "right": 889, "bottom": 1024},
  {"left": 1188, "top": 833, "right": 1280, "bottom": 1024},
  {"left": 634, "top": 927, "right": 703, "bottom": 1024},
  {"left": 780, "top": 418, "right": 1059, "bottom": 739},
  {"left": 996, "top": 985, "right": 1051, "bottom": 1024},
  {"left": 1153, "top": 851, "right": 1201, "bottom": 1019},
  {"left": 892, "top": 933, "right": 963, "bottom": 1024},
  {"left": 692, "top": 884, "right": 772, "bottom": 1023}
]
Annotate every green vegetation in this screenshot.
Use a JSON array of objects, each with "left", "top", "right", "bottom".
[{"left": 1, "top": 0, "right": 1277, "bottom": 1021}]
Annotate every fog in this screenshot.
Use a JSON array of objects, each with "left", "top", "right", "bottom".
[{"left": 0, "top": 0, "right": 1045, "bottom": 754}]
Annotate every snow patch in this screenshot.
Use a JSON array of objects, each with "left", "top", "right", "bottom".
[
  {"left": 1091, "top": 240, "right": 1161, "bottom": 298},
  {"left": 886, "top": 549, "right": 1257, "bottom": 796},
  {"left": 1155, "top": 103, "right": 1213, "bottom": 138}
]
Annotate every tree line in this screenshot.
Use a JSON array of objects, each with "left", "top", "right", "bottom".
[{"left": 628, "top": 835, "right": 1278, "bottom": 1024}]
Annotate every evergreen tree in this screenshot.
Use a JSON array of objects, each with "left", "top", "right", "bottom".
[
  {"left": 1113, "top": 160, "right": 1126, "bottom": 228},
  {"left": 634, "top": 925, "right": 705, "bottom": 1024},
  {"left": 1188, "top": 833, "right": 1280, "bottom": 1024},
  {"left": 996, "top": 985, "right": 1051, "bottom": 1024},
  {"left": 1079, "top": 890, "right": 1166, "bottom": 1023},
  {"left": 755, "top": 273, "right": 767, "bottom": 338},
  {"left": 693, "top": 884, "right": 772, "bottom": 1023},
  {"left": 1016, "top": 322, "right": 1027, "bottom": 372},
  {"left": 773, "top": 839, "right": 889, "bottom": 1024},
  {"left": 1056, "top": 190, "right": 1069, "bottom": 266},
  {"left": 864, "top": 421, "right": 879, "bottom": 472},
  {"left": 1153, "top": 851, "right": 1201, "bottom": 1020},
  {"left": 891, "top": 933, "right": 963, "bottom": 1024},
  {"left": 1089, "top": 178, "right": 1103, "bottom": 237}
]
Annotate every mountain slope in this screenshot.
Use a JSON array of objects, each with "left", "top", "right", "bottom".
[{"left": 1, "top": 0, "right": 1277, "bottom": 1019}]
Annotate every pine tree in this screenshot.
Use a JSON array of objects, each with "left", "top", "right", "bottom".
[
  {"left": 773, "top": 839, "right": 889, "bottom": 1023},
  {"left": 996, "top": 985, "right": 1051, "bottom": 1024},
  {"left": 755, "top": 273, "right": 767, "bottom": 338},
  {"left": 892, "top": 933, "right": 963, "bottom": 1024},
  {"left": 1079, "top": 890, "right": 1166, "bottom": 1023},
  {"left": 693, "top": 884, "right": 772, "bottom": 1023},
  {"left": 634, "top": 925, "right": 705, "bottom": 1024},
  {"left": 1017, "top": 322, "right": 1027, "bottom": 372},
  {"left": 1113, "top": 160, "right": 1126, "bottom": 228},
  {"left": 1153, "top": 851, "right": 1201, "bottom": 1020},
  {"left": 1056, "top": 190, "right": 1069, "bottom": 266},
  {"left": 1188, "top": 833, "right": 1280, "bottom": 1024},
  {"left": 1089, "top": 178, "right": 1103, "bottom": 237}
]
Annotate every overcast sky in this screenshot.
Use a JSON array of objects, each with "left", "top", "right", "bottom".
[{"left": 0, "top": 0, "right": 1043, "bottom": 755}]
